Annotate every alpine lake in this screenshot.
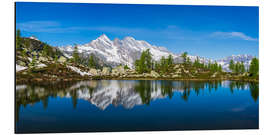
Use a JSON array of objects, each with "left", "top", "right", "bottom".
[{"left": 15, "top": 80, "right": 258, "bottom": 133}]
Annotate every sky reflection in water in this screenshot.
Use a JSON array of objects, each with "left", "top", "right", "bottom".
[{"left": 15, "top": 80, "right": 259, "bottom": 133}]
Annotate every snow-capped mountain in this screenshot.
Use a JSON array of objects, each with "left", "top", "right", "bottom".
[
  {"left": 217, "top": 54, "right": 254, "bottom": 72},
  {"left": 58, "top": 34, "right": 175, "bottom": 68},
  {"left": 29, "top": 36, "right": 39, "bottom": 41},
  {"left": 58, "top": 34, "right": 255, "bottom": 70}
]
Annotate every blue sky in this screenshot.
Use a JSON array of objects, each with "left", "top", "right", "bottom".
[{"left": 16, "top": 2, "right": 259, "bottom": 59}]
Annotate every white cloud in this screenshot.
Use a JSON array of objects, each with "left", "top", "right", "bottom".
[{"left": 211, "top": 31, "right": 258, "bottom": 41}]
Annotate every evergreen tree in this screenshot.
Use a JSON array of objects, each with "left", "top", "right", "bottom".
[
  {"left": 186, "top": 57, "right": 191, "bottom": 65},
  {"left": 72, "top": 46, "right": 79, "bottom": 64},
  {"left": 88, "top": 54, "right": 96, "bottom": 68},
  {"left": 30, "top": 55, "right": 37, "bottom": 68},
  {"left": 42, "top": 45, "right": 49, "bottom": 56},
  {"left": 249, "top": 57, "right": 259, "bottom": 76},
  {"left": 235, "top": 62, "right": 240, "bottom": 74},
  {"left": 218, "top": 64, "right": 222, "bottom": 72},
  {"left": 181, "top": 52, "right": 188, "bottom": 64},
  {"left": 160, "top": 56, "right": 167, "bottom": 73},
  {"left": 167, "top": 54, "right": 173, "bottom": 66},
  {"left": 124, "top": 65, "right": 129, "bottom": 70},
  {"left": 22, "top": 49, "right": 27, "bottom": 57},
  {"left": 239, "top": 62, "right": 246, "bottom": 73},
  {"left": 135, "top": 49, "right": 153, "bottom": 73},
  {"left": 54, "top": 55, "right": 58, "bottom": 63},
  {"left": 229, "top": 59, "right": 235, "bottom": 72},
  {"left": 207, "top": 61, "right": 211, "bottom": 70},
  {"left": 193, "top": 57, "right": 200, "bottom": 68}
]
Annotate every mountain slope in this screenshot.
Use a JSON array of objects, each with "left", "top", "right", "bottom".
[
  {"left": 58, "top": 34, "right": 175, "bottom": 68},
  {"left": 58, "top": 34, "right": 255, "bottom": 71}
]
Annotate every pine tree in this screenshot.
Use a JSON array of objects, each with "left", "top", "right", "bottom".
[
  {"left": 249, "top": 57, "right": 259, "bottom": 76},
  {"left": 181, "top": 52, "right": 188, "bottom": 64},
  {"left": 186, "top": 57, "right": 191, "bottom": 65},
  {"left": 229, "top": 59, "right": 235, "bottom": 72},
  {"left": 22, "top": 49, "right": 27, "bottom": 57},
  {"left": 167, "top": 54, "right": 173, "bottom": 66},
  {"left": 88, "top": 54, "right": 96, "bottom": 68},
  {"left": 160, "top": 56, "right": 167, "bottom": 73},
  {"left": 54, "top": 55, "right": 58, "bottom": 63},
  {"left": 135, "top": 49, "right": 153, "bottom": 73},
  {"left": 73, "top": 46, "right": 79, "bottom": 64},
  {"left": 124, "top": 65, "right": 129, "bottom": 70},
  {"left": 240, "top": 62, "right": 246, "bottom": 73},
  {"left": 42, "top": 45, "right": 49, "bottom": 56},
  {"left": 30, "top": 55, "right": 37, "bottom": 68},
  {"left": 235, "top": 62, "right": 240, "bottom": 74},
  {"left": 218, "top": 64, "right": 222, "bottom": 72}
]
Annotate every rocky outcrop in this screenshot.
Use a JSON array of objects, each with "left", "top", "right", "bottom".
[
  {"left": 111, "top": 66, "right": 126, "bottom": 76},
  {"left": 89, "top": 68, "right": 100, "bottom": 76},
  {"left": 101, "top": 67, "right": 110, "bottom": 76},
  {"left": 150, "top": 71, "right": 160, "bottom": 78},
  {"left": 38, "top": 56, "right": 48, "bottom": 62},
  {"left": 58, "top": 56, "right": 67, "bottom": 63}
]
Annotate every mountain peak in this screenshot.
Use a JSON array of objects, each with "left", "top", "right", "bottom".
[
  {"left": 123, "top": 36, "right": 135, "bottom": 41},
  {"left": 29, "top": 36, "right": 39, "bottom": 41},
  {"left": 97, "top": 34, "right": 111, "bottom": 41}
]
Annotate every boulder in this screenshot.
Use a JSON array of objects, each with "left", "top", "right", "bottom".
[
  {"left": 211, "top": 72, "right": 218, "bottom": 78},
  {"left": 172, "top": 74, "right": 180, "bottom": 78},
  {"left": 38, "top": 56, "right": 48, "bottom": 62},
  {"left": 112, "top": 66, "right": 126, "bottom": 76},
  {"left": 150, "top": 71, "right": 160, "bottom": 78},
  {"left": 174, "top": 64, "right": 180, "bottom": 69},
  {"left": 17, "top": 60, "right": 26, "bottom": 66},
  {"left": 89, "top": 68, "right": 99, "bottom": 76},
  {"left": 31, "top": 51, "right": 38, "bottom": 56},
  {"left": 57, "top": 56, "right": 67, "bottom": 63},
  {"left": 242, "top": 72, "right": 249, "bottom": 77},
  {"left": 101, "top": 67, "right": 110, "bottom": 76}
]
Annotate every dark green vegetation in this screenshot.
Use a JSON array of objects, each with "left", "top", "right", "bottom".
[
  {"left": 229, "top": 58, "right": 259, "bottom": 79},
  {"left": 16, "top": 30, "right": 259, "bottom": 83}
]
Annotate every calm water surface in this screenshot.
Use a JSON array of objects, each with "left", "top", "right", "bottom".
[{"left": 15, "top": 80, "right": 259, "bottom": 133}]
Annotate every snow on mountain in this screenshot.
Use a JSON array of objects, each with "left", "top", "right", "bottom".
[
  {"left": 58, "top": 34, "right": 255, "bottom": 70},
  {"left": 29, "top": 36, "right": 39, "bottom": 41},
  {"left": 217, "top": 54, "right": 254, "bottom": 72},
  {"left": 58, "top": 34, "right": 175, "bottom": 68}
]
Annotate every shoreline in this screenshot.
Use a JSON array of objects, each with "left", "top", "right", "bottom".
[{"left": 16, "top": 76, "right": 259, "bottom": 84}]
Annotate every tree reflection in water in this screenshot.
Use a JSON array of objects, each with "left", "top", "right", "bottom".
[{"left": 15, "top": 80, "right": 259, "bottom": 122}]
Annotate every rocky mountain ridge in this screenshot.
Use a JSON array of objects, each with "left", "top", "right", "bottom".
[{"left": 58, "top": 34, "right": 255, "bottom": 71}]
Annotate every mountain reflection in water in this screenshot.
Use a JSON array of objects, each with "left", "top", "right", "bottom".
[{"left": 16, "top": 80, "right": 258, "bottom": 123}]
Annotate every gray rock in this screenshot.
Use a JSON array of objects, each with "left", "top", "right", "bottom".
[
  {"left": 112, "top": 66, "right": 126, "bottom": 76},
  {"left": 150, "top": 71, "right": 160, "bottom": 78},
  {"left": 38, "top": 56, "right": 48, "bottom": 62},
  {"left": 211, "top": 72, "right": 218, "bottom": 78},
  {"left": 174, "top": 64, "right": 180, "bottom": 69},
  {"left": 172, "top": 74, "right": 180, "bottom": 78},
  {"left": 101, "top": 67, "right": 110, "bottom": 76},
  {"left": 31, "top": 51, "right": 38, "bottom": 56},
  {"left": 89, "top": 68, "right": 99, "bottom": 76},
  {"left": 57, "top": 56, "right": 67, "bottom": 63},
  {"left": 17, "top": 60, "right": 26, "bottom": 66}
]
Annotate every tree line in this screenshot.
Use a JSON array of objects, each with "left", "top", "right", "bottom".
[{"left": 229, "top": 58, "right": 259, "bottom": 76}]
